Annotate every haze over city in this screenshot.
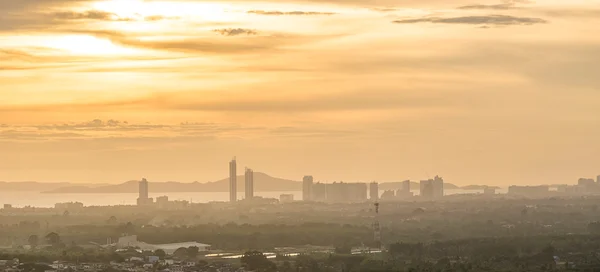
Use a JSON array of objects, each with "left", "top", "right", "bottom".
[{"left": 1, "top": 0, "right": 599, "bottom": 185}]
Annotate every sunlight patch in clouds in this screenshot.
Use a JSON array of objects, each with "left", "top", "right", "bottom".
[{"left": 43, "top": 35, "right": 137, "bottom": 56}]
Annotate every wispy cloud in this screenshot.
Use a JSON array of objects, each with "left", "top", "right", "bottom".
[
  {"left": 458, "top": 3, "right": 516, "bottom": 10},
  {"left": 213, "top": 28, "right": 258, "bottom": 36},
  {"left": 247, "top": 10, "right": 336, "bottom": 16},
  {"left": 51, "top": 10, "right": 179, "bottom": 22},
  {"left": 393, "top": 15, "right": 547, "bottom": 26}
]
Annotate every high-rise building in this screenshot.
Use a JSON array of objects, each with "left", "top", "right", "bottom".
[
  {"left": 597, "top": 175, "right": 600, "bottom": 184},
  {"left": 302, "top": 176, "right": 313, "bottom": 201},
  {"left": 402, "top": 180, "right": 411, "bottom": 192},
  {"left": 433, "top": 176, "right": 444, "bottom": 198},
  {"left": 369, "top": 182, "right": 379, "bottom": 201},
  {"left": 137, "top": 178, "right": 152, "bottom": 205},
  {"left": 245, "top": 168, "right": 254, "bottom": 200},
  {"left": 420, "top": 180, "right": 434, "bottom": 199},
  {"left": 229, "top": 158, "right": 237, "bottom": 202},
  {"left": 420, "top": 176, "right": 444, "bottom": 199},
  {"left": 326, "top": 182, "right": 368, "bottom": 203}
]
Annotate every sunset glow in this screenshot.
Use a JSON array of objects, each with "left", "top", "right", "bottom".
[{"left": 1, "top": 0, "right": 600, "bottom": 185}]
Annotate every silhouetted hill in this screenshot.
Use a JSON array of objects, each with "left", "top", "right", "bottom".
[
  {"left": 0, "top": 181, "right": 107, "bottom": 191},
  {"left": 42, "top": 172, "right": 301, "bottom": 193}
]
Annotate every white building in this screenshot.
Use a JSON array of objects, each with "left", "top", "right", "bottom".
[{"left": 116, "top": 235, "right": 211, "bottom": 254}]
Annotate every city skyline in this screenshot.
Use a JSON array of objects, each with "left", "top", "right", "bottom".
[{"left": 1, "top": 0, "right": 600, "bottom": 186}]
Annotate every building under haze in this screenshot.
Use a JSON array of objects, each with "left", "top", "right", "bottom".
[
  {"left": 302, "top": 176, "right": 313, "bottom": 201},
  {"left": 245, "top": 167, "right": 254, "bottom": 200},
  {"left": 369, "top": 182, "right": 379, "bottom": 201},
  {"left": 229, "top": 158, "right": 237, "bottom": 202},
  {"left": 137, "top": 178, "right": 153, "bottom": 205},
  {"left": 433, "top": 176, "right": 444, "bottom": 198},
  {"left": 311, "top": 182, "right": 327, "bottom": 202},
  {"left": 508, "top": 185, "right": 549, "bottom": 197},
  {"left": 402, "top": 180, "right": 411, "bottom": 192},
  {"left": 397, "top": 180, "right": 413, "bottom": 198},
  {"left": 326, "top": 182, "right": 368, "bottom": 203},
  {"left": 420, "top": 180, "right": 434, "bottom": 199},
  {"left": 280, "top": 194, "right": 294, "bottom": 203}
]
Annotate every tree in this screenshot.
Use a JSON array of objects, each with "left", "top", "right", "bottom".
[
  {"left": 28, "top": 235, "right": 39, "bottom": 250},
  {"left": 173, "top": 247, "right": 188, "bottom": 259},
  {"left": 45, "top": 232, "right": 61, "bottom": 247},
  {"left": 241, "top": 251, "right": 276, "bottom": 272},
  {"left": 107, "top": 216, "right": 118, "bottom": 225},
  {"left": 187, "top": 246, "right": 199, "bottom": 259},
  {"left": 154, "top": 249, "right": 166, "bottom": 259}
]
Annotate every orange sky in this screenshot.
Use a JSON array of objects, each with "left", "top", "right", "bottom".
[{"left": 1, "top": 0, "right": 599, "bottom": 185}]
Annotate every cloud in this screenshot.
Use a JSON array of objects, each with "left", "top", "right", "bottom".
[
  {"left": 213, "top": 28, "right": 258, "bottom": 36},
  {"left": 144, "top": 15, "right": 180, "bottom": 21},
  {"left": 458, "top": 0, "right": 532, "bottom": 10},
  {"left": 51, "top": 10, "right": 179, "bottom": 22},
  {"left": 52, "top": 10, "right": 118, "bottom": 20},
  {"left": 76, "top": 29, "right": 339, "bottom": 55},
  {"left": 247, "top": 10, "right": 336, "bottom": 16},
  {"left": 458, "top": 4, "right": 516, "bottom": 10},
  {"left": 393, "top": 15, "right": 547, "bottom": 26}
]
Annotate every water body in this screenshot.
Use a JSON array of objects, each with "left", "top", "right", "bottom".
[{"left": 0, "top": 189, "right": 506, "bottom": 208}]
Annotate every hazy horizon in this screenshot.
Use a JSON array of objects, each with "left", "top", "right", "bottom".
[{"left": 1, "top": 0, "right": 599, "bottom": 186}]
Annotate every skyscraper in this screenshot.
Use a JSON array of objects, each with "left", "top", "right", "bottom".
[
  {"left": 229, "top": 158, "right": 237, "bottom": 202},
  {"left": 137, "top": 178, "right": 151, "bottom": 205},
  {"left": 597, "top": 175, "right": 600, "bottom": 184},
  {"left": 369, "top": 182, "right": 379, "bottom": 201},
  {"left": 302, "top": 176, "right": 313, "bottom": 201},
  {"left": 245, "top": 167, "right": 254, "bottom": 200}
]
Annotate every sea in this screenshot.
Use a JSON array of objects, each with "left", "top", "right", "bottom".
[{"left": 0, "top": 189, "right": 507, "bottom": 208}]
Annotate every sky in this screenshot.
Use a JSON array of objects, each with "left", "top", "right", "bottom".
[{"left": 0, "top": 0, "right": 599, "bottom": 185}]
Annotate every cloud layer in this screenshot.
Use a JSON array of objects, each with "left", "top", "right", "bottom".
[
  {"left": 1, "top": 0, "right": 600, "bottom": 184},
  {"left": 393, "top": 15, "right": 547, "bottom": 26}
]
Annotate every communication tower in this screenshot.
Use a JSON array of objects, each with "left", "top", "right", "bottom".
[{"left": 373, "top": 202, "right": 381, "bottom": 249}]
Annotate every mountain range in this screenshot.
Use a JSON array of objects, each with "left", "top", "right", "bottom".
[{"left": 0, "top": 173, "right": 501, "bottom": 194}]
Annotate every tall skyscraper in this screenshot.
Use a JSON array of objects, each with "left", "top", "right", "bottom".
[
  {"left": 245, "top": 167, "right": 254, "bottom": 200},
  {"left": 597, "top": 175, "right": 600, "bottom": 184},
  {"left": 302, "top": 176, "right": 313, "bottom": 201},
  {"left": 229, "top": 157, "right": 237, "bottom": 202},
  {"left": 369, "top": 182, "right": 379, "bottom": 201},
  {"left": 137, "top": 178, "right": 151, "bottom": 205}
]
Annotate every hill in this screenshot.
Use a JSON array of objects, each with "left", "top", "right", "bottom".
[{"left": 42, "top": 172, "right": 301, "bottom": 193}]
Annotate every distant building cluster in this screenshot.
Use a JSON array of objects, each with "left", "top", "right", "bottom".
[
  {"left": 508, "top": 174, "right": 600, "bottom": 197},
  {"left": 302, "top": 175, "right": 446, "bottom": 202},
  {"left": 420, "top": 176, "right": 444, "bottom": 200},
  {"left": 279, "top": 194, "right": 294, "bottom": 203},
  {"left": 54, "top": 202, "right": 84, "bottom": 212},
  {"left": 380, "top": 180, "right": 414, "bottom": 200},
  {"left": 135, "top": 179, "right": 190, "bottom": 209},
  {"left": 508, "top": 185, "right": 550, "bottom": 197},
  {"left": 302, "top": 176, "right": 367, "bottom": 203}
]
